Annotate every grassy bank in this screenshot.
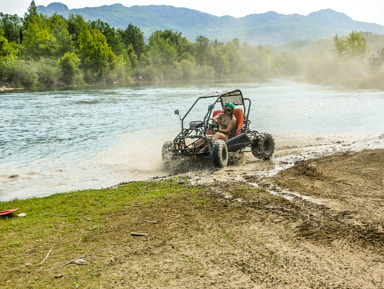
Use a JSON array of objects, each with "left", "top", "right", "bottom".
[{"left": 0, "top": 179, "right": 203, "bottom": 287}]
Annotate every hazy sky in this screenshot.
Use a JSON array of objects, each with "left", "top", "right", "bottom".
[{"left": 1, "top": 0, "right": 384, "bottom": 26}]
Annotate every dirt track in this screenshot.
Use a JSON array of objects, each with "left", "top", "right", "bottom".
[{"left": 91, "top": 139, "right": 384, "bottom": 288}]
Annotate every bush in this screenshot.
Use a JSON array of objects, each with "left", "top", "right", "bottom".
[
  {"left": 180, "top": 59, "right": 196, "bottom": 80},
  {"left": 196, "top": 65, "right": 215, "bottom": 79},
  {"left": 133, "top": 66, "right": 162, "bottom": 81},
  {"left": 104, "top": 55, "right": 126, "bottom": 84},
  {"left": 57, "top": 52, "right": 81, "bottom": 85},
  {"left": 2, "top": 59, "right": 38, "bottom": 88},
  {"left": 162, "top": 62, "right": 182, "bottom": 80},
  {"left": 35, "top": 58, "right": 59, "bottom": 87}
]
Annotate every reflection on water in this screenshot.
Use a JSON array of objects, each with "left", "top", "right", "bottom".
[{"left": 1, "top": 79, "right": 384, "bottom": 201}]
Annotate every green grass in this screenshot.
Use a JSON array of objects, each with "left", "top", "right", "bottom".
[{"left": 0, "top": 179, "right": 201, "bottom": 285}]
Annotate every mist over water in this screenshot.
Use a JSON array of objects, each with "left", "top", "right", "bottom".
[{"left": 1, "top": 79, "right": 384, "bottom": 201}]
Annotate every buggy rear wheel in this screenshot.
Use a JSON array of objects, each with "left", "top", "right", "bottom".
[
  {"left": 251, "top": 133, "right": 275, "bottom": 160},
  {"left": 213, "top": 139, "right": 229, "bottom": 168}
]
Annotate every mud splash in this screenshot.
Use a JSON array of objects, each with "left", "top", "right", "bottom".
[{"left": 165, "top": 134, "right": 384, "bottom": 186}]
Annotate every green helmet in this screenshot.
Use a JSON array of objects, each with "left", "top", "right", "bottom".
[{"left": 224, "top": 102, "right": 235, "bottom": 111}]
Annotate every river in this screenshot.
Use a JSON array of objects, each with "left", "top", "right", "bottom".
[{"left": 1, "top": 79, "right": 384, "bottom": 201}]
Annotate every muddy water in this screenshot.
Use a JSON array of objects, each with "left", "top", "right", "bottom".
[{"left": 1, "top": 79, "right": 384, "bottom": 201}]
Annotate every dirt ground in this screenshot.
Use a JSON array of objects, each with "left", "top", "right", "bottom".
[
  {"left": 4, "top": 139, "right": 384, "bottom": 288},
  {"left": 70, "top": 151, "right": 384, "bottom": 288}
]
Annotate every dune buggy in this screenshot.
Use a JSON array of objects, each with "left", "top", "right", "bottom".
[{"left": 162, "top": 89, "right": 275, "bottom": 168}]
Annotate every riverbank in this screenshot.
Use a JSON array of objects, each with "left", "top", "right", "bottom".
[
  {"left": 0, "top": 86, "right": 18, "bottom": 92},
  {"left": 1, "top": 148, "right": 383, "bottom": 288}
]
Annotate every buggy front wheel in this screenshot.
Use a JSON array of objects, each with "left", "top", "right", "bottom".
[
  {"left": 212, "top": 139, "right": 229, "bottom": 168},
  {"left": 162, "top": 141, "right": 175, "bottom": 162}
]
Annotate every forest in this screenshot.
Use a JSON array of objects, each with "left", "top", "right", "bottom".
[{"left": 1, "top": 0, "right": 384, "bottom": 89}]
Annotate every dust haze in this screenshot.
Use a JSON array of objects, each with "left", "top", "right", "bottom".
[{"left": 286, "top": 33, "right": 384, "bottom": 90}]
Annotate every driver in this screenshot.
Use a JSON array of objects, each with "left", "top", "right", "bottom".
[{"left": 210, "top": 102, "right": 237, "bottom": 142}]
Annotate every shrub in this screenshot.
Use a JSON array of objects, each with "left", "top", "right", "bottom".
[
  {"left": 196, "top": 65, "right": 215, "bottom": 79},
  {"left": 180, "top": 59, "right": 196, "bottom": 80},
  {"left": 35, "top": 58, "right": 59, "bottom": 87},
  {"left": 57, "top": 52, "right": 81, "bottom": 85},
  {"left": 2, "top": 59, "right": 38, "bottom": 88}
]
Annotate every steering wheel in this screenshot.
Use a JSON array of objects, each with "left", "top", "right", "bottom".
[{"left": 208, "top": 118, "right": 219, "bottom": 132}]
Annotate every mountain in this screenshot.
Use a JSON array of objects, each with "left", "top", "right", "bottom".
[{"left": 36, "top": 3, "right": 384, "bottom": 45}]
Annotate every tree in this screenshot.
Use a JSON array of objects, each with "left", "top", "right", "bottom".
[
  {"left": 48, "top": 14, "right": 73, "bottom": 57},
  {"left": 369, "top": 48, "right": 384, "bottom": 69},
  {"left": 0, "top": 29, "right": 16, "bottom": 62},
  {"left": 57, "top": 52, "right": 81, "bottom": 84},
  {"left": 23, "top": 0, "right": 38, "bottom": 32},
  {"left": 23, "top": 14, "right": 55, "bottom": 59},
  {"left": 23, "top": 13, "right": 73, "bottom": 59},
  {"left": 148, "top": 30, "right": 193, "bottom": 67},
  {"left": 148, "top": 30, "right": 178, "bottom": 67},
  {"left": 333, "top": 31, "right": 368, "bottom": 57},
  {"left": 66, "top": 14, "right": 86, "bottom": 49},
  {"left": 88, "top": 19, "right": 124, "bottom": 56},
  {"left": 224, "top": 40, "right": 242, "bottom": 75},
  {"left": 78, "top": 25, "right": 117, "bottom": 80},
  {"left": 210, "top": 44, "right": 230, "bottom": 76},
  {"left": 0, "top": 13, "right": 21, "bottom": 43},
  {"left": 195, "top": 35, "right": 211, "bottom": 66},
  {"left": 126, "top": 43, "right": 138, "bottom": 69},
  {"left": 118, "top": 24, "right": 145, "bottom": 59}
]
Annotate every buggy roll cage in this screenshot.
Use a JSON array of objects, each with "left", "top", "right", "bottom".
[
  {"left": 164, "top": 88, "right": 275, "bottom": 165},
  {"left": 175, "top": 89, "right": 252, "bottom": 134}
]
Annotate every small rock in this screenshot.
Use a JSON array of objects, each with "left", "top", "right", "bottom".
[{"left": 72, "top": 258, "right": 88, "bottom": 265}]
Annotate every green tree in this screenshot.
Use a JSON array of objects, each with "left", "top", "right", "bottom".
[
  {"left": 118, "top": 24, "right": 145, "bottom": 60},
  {"left": 210, "top": 44, "right": 230, "bottom": 76},
  {"left": 22, "top": 0, "right": 38, "bottom": 33},
  {"left": 0, "top": 13, "right": 21, "bottom": 43},
  {"left": 78, "top": 25, "right": 117, "bottom": 80},
  {"left": 0, "top": 29, "right": 16, "bottom": 62},
  {"left": 195, "top": 35, "right": 211, "bottom": 66},
  {"left": 126, "top": 43, "right": 138, "bottom": 69},
  {"left": 48, "top": 14, "right": 73, "bottom": 57},
  {"left": 333, "top": 31, "right": 369, "bottom": 57},
  {"left": 23, "top": 13, "right": 73, "bottom": 59},
  {"left": 88, "top": 19, "right": 124, "bottom": 56},
  {"left": 23, "top": 14, "right": 55, "bottom": 59},
  {"left": 148, "top": 30, "right": 193, "bottom": 67},
  {"left": 57, "top": 52, "right": 81, "bottom": 84},
  {"left": 66, "top": 14, "right": 87, "bottom": 49},
  {"left": 224, "top": 40, "right": 242, "bottom": 75},
  {"left": 148, "top": 30, "right": 177, "bottom": 67}
]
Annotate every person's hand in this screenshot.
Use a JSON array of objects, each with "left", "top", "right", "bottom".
[{"left": 208, "top": 118, "right": 219, "bottom": 131}]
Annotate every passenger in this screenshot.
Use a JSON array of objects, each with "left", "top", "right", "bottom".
[{"left": 210, "top": 102, "right": 237, "bottom": 142}]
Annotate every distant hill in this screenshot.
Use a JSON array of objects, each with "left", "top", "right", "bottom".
[{"left": 37, "top": 3, "right": 384, "bottom": 45}]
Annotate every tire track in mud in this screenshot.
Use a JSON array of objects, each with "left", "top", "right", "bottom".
[{"left": 169, "top": 135, "right": 384, "bottom": 251}]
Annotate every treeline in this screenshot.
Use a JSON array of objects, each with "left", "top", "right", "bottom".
[
  {"left": 1, "top": 1, "right": 384, "bottom": 89},
  {"left": 0, "top": 1, "right": 297, "bottom": 89}
]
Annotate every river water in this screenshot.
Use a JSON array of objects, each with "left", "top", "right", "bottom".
[{"left": 1, "top": 79, "right": 384, "bottom": 201}]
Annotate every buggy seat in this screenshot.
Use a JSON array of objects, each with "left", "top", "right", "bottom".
[{"left": 212, "top": 108, "right": 244, "bottom": 138}]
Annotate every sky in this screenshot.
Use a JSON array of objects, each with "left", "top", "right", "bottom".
[{"left": 1, "top": 0, "right": 384, "bottom": 26}]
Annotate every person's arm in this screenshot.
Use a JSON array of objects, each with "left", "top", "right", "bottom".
[{"left": 212, "top": 113, "right": 223, "bottom": 123}]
